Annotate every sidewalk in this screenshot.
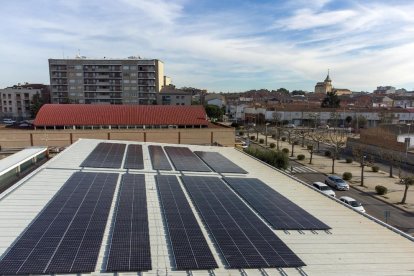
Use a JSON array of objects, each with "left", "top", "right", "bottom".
[{"left": 251, "top": 133, "right": 414, "bottom": 212}]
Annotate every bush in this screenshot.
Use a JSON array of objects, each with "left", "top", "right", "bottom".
[
  {"left": 281, "top": 137, "right": 287, "bottom": 141},
  {"left": 250, "top": 136, "right": 255, "bottom": 140},
  {"left": 342, "top": 172, "right": 352, "bottom": 180},
  {"left": 345, "top": 157, "right": 353, "bottom": 163},
  {"left": 372, "top": 165, "right": 379, "bottom": 172},
  {"left": 375, "top": 185, "right": 388, "bottom": 195},
  {"left": 271, "top": 134, "right": 276, "bottom": 139},
  {"left": 244, "top": 147, "right": 289, "bottom": 169},
  {"left": 259, "top": 138, "right": 264, "bottom": 144},
  {"left": 297, "top": 154, "right": 305, "bottom": 160},
  {"left": 324, "top": 150, "right": 332, "bottom": 157},
  {"left": 282, "top": 148, "right": 289, "bottom": 154},
  {"left": 269, "top": 143, "right": 276, "bottom": 149},
  {"left": 239, "top": 131, "right": 244, "bottom": 136}
]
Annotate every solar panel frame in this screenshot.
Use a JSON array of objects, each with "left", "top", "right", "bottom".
[
  {"left": 181, "top": 176, "right": 305, "bottom": 269},
  {"left": 81, "top": 143, "right": 126, "bottom": 169},
  {"left": 148, "top": 145, "right": 172, "bottom": 171},
  {"left": 123, "top": 145, "right": 144, "bottom": 170},
  {"left": 164, "top": 146, "right": 211, "bottom": 172},
  {"left": 155, "top": 175, "right": 218, "bottom": 270},
  {"left": 0, "top": 172, "right": 118, "bottom": 275},
  {"left": 105, "top": 174, "right": 152, "bottom": 272},
  {"left": 194, "top": 151, "right": 248, "bottom": 174},
  {"left": 224, "top": 177, "right": 331, "bottom": 230}
]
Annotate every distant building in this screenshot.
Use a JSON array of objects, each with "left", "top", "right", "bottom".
[
  {"left": 49, "top": 56, "right": 164, "bottom": 105},
  {"left": 157, "top": 85, "right": 192, "bottom": 106},
  {"left": 0, "top": 86, "right": 42, "bottom": 119},
  {"left": 333, "top": 88, "right": 351, "bottom": 95},
  {"left": 373, "top": 86, "right": 396, "bottom": 95},
  {"left": 314, "top": 71, "right": 333, "bottom": 93},
  {"left": 205, "top": 93, "right": 226, "bottom": 107}
]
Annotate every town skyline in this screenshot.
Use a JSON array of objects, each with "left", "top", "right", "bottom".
[{"left": 1, "top": 0, "right": 414, "bottom": 92}]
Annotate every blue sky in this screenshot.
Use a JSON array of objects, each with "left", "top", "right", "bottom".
[{"left": 1, "top": 0, "right": 414, "bottom": 92}]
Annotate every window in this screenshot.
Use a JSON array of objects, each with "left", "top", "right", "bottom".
[
  {"left": 69, "top": 79, "right": 76, "bottom": 83},
  {"left": 130, "top": 72, "right": 137, "bottom": 77},
  {"left": 76, "top": 72, "right": 82, "bottom": 77},
  {"left": 123, "top": 65, "right": 129, "bottom": 70},
  {"left": 123, "top": 80, "right": 130, "bottom": 84},
  {"left": 131, "top": 80, "right": 137, "bottom": 84},
  {"left": 75, "top": 65, "right": 82, "bottom": 70},
  {"left": 130, "top": 66, "right": 137, "bottom": 70}
]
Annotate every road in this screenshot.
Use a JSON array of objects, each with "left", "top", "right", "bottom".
[
  {"left": 290, "top": 160, "right": 414, "bottom": 235},
  {"left": 246, "top": 141, "right": 414, "bottom": 235}
]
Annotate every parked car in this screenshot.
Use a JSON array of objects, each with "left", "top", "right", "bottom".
[
  {"left": 325, "top": 175, "right": 349, "bottom": 190},
  {"left": 313, "top": 182, "right": 336, "bottom": 197},
  {"left": 339, "top": 196, "right": 366, "bottom": 212},
  {"left": 286, "top": 124, "right": 296, "bottom": 128},
  {"left": 2, "top": 118, "right": 15, "bottom": 125}
]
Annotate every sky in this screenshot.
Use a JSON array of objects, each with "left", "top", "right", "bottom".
[{"left": 1, "top": 0, "right": 414, "bottom": 92}]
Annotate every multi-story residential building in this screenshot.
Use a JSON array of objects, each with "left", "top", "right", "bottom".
[
  {"left": 49, "top": 56, "right": 164, "bottom": 105},
  {"left": 157, "top": 85, "right": 192, "bottom": 106},
  {"left": 373, "top": 86, "right": 396, "bottom": 94},
  {"left": 0, "top": 86, "right": 41, "bottom": 119}
]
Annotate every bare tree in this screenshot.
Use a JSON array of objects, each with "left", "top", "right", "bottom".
[
  {"left": 378, "top": 149, "right": 398, "bottom": 178},
  {"left": 352, "top": 145, "right": 373, "bottom": 187},
  {"left": 400, "top": 176, "right": 414, "bottom": 204},
  {"left": 308, "top": 129, "right": 327, "bottom": 153},
  {"left": 297, "top": 129, "right": 309, "bottom": 147},
  {"left": 307, "top": 144, "right": 314, "bottom": 164},
  {"left": 325, "top": 129, "right": 349, "bottom": 174},
  {"left": 291, "top": 140, "right": 299, "bottom": 157}
]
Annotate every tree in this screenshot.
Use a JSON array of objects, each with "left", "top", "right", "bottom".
[
  {"left": 276, "top": 88, "right": 290, "bottom": 94},
  {"left": 307, "top": 144, "right": 314, "bottom": 164},
  {"left": 30, "top": 92, "right": 44, "bottom": 118},
  {"left": 308, "top": 129, "right": 327, "bottom": 152},
  {"left": 291, "top": 90, "right": 306, "bottom": 96},
  {"left": 291, "top": 140, "right": 299, "bottom": 157},
  {"left": 345, "top": 116, "right": 353, "bottom": 126},
  {"left": 353, "top": 115, "right": 368, "bottom": 129},
  {"left": 400, "top": 176, "right": 414, "bottom": 204},
  {"left": 325, "top": 130, "right": 349, "bottom": 174},
  {"left": 352, "top": 145, "right": 373, "bottom": 187},
  {"left": 205, "top": 105, "right": 223, "bottom": 121},
  {"left": 321, "top": 91, "right": 340, "bottom": 108}
]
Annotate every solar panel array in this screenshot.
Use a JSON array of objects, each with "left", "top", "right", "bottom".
[
  {"left": 224, "top": 178, "right": 330, "bottom": 230},
  {"left": 194, "top": 151, "right": 247, "bottom": 174},
  {"left": 164, "top": 146, "right": 211, "bottom": 172},
  {"left": 106, "top": 174, "right": 151, "bottom": 272},
  {"left": 0, "top": 172, "right": 118, "bottom": 275},
  {"left": 155, "top": 175, "right": 218, "bottom": 270},
  {"left": 148, "top": 145, "right": 172, "bottom": 171},
  {"left": 81, "top": 143, "right": 126, "bottom": 168},
  {"left": 124, "top": 145, "right": 144, "bottom": 170},
  {"left": 181, "top": 176, "right": 305, "bottom": 268}
]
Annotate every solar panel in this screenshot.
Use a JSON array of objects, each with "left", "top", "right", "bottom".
[
  {"left": 148, "top": 145, "right": 172, "bottom": 171},
  {"left": 164, "top": 146, "right": 211, "bottom": 172},
  {"left": 81, "top": 143, "right": 126, "bottom": 168},
  {"left": 124, "top": 145, "right": 144, "bottom": 170},
  {"left": 155, "top": 175, "right": 218, "bottom": 270},
  {"left": 194, "top": 151, "right": 247, "bottom": 174},
  {"left": 181, "top": 176, "right": 305, "bottom": 269},
  {"left": 0, "top": 172, "right": 118, "bottom": 275},
  {"left": 106, "top": 174, "right": 152, "bottom": 272},
  {"left": 224, "top": 178, "right": 330, "bottom": 230}
]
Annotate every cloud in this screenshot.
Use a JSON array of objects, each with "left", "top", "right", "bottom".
[{"left": 0, "top": 0, "right": 414, "bottom": 92}]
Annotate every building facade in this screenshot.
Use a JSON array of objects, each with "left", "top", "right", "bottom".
[
  {"left": 0, "top": 86, "right": 41, "bottom": 119},
  {"left": 49, "top": 56, "right": 164, "bottom": 105},
  {"left": 157, "top": 86, "right": 192, "bottom": 106},
  {"left": 314, "top": 72, "right": 333, "bottom": 94}
]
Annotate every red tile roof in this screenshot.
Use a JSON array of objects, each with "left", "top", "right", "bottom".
[{"left": 34, "top": 104, "right": 208, "bottom": 126}]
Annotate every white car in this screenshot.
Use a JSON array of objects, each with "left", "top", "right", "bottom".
[
  {"left": 313, "top": 182, "right": 336, "bottom": 197},
  {"left": 2, "top": 118, "right": 15, "bottom": 125},
  {"left": 325, "top": 175, "right": 350, "bottom": 190},
  {"left": 339, "top": 196, "right": 366, "bottom": 213}
]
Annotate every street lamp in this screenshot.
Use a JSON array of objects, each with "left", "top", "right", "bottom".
[{"left": 265, "top": 122, "right": 270, "bottom": 146}]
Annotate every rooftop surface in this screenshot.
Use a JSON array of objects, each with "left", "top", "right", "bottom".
[
  {"left": 0, "top": 147, "right": 47, "bottom": 176},
  {"left": 0, "top": 139, "right": 414, "bottom": 275}
]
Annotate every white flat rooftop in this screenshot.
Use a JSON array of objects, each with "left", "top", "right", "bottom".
[
  {"left": 0, "top": 139, "right": 414, "bottom": 275},
  {"left": 0, "top": 147, "right": 47, "bottom": 176}
]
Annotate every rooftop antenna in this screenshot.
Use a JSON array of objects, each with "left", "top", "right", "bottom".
[{"left": 76, "top": 49, "right": 81, "bottom": 59}]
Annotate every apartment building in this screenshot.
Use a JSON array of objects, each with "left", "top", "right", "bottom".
[
  {"left": 0, "top": 86, "right": 41, "bottom": 119},
  {"left": 49, "top": 56, "right": 164, "bottom": 105}
]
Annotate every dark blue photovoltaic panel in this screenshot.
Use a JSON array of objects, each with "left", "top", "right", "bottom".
[
  {"left": 224, "top": 178, "right": 330, "bottom": 230},
  {"left": 194, "top": 151, "right": 247, "bottom": 174},
  {"left": 124, "top": 145, "right": 144, "bottom": 170},
  {"left": 148, "top": 145, "right": 172, "bottom": 171},
  {"left": 181, "top": 176, "right": 305, "bottom": 269},
  {"left": 155, "top": 175, "right": 217, "bottom": 270},
  {"left": 0, "top": 172, "right": 118, "bottom": 275},
  {"left": 106, "top": 174, "right": 151, "bottom": 272},
  {"left": 164, "top": 146, "right": 211, "bottom": 172},
  {"left": 81, "top": 143, "right": 126, "bottom": 168}
]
